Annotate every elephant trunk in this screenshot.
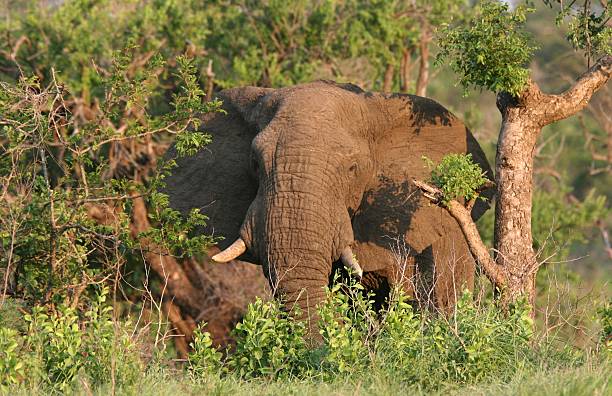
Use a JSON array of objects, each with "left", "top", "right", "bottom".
[{"left": 261, "top": 180, "right": 341, "bottom": 334}]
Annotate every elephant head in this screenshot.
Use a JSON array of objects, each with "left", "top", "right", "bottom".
[{"left": 164, "top": 81, "right": 493, "bottom": 318}]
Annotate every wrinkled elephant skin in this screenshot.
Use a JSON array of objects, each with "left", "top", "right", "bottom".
[{"left": 164, "top": 81, "right": 493, "bottom": 321}]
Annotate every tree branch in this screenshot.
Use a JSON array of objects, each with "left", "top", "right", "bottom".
[
  {"left": 540, "top": 55, "right": 612, "bottom": 125},
  {"left": 412, "top": 179, "right": 507, "bottom": 288}
]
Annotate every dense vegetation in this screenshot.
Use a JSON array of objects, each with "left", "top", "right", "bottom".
[
  {"left": 2, "top": 278, "right": 610, "bottom": 394},
  {"left": 1, "top": 0, "right": 610, "bottom": 394}
]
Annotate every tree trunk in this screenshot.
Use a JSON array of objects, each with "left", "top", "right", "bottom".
[
  {"left": 382, "top": 63, "right": 394, "bottom": 93},
  {"left": 413, "top": 56, "right": 612, "bottom": 316},
  {"left": 494, "top": 94, "right": 540, "bottom": 309},
  {"left": 492, "top": 57, "right": 612, "bottom": 310},
  {"left": 415, "top": 29, "right": 431, "bottom": 97},
  {"left": 400, "top": 48, "right": 413, "bottom": 92}
]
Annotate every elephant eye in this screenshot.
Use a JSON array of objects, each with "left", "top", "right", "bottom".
[{"left": 349, "top": 162, "right": 358, "bottom": 174}]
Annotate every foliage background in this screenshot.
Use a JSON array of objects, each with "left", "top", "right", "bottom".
[{"left": 0, "top": 0, "right": 610, "bottom": 393}]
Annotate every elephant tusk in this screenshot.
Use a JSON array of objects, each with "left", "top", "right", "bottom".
[
  {"left": 211, "top": 238, "right": 247, "bottom": 263},
  {"left": 340, "top": 246, "right": 363, "bottom": 278}
]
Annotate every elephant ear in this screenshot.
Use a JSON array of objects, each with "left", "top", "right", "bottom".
[
  {"left": 353, "top": 94, "right": 493, "bottom": 255},
  {"left": 163, "top": 86, "right": 273, "bottom": 251}
]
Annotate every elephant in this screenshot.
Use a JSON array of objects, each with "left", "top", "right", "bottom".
[{"left": 164, "top": 81, "right": 493, "bottom": 322}]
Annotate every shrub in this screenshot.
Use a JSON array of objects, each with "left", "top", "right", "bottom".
[
  {"left": 0, "top": 287, "right": 141, "bottom": 391},
  {"left": 227, "top": 297, "right": 310, "bottom": 379},
  {"left": 380, "top": 290, "right": 534, "bottom": 388},
  {"left": 375, "top": 289, "right": 423, "bottom": 382},
  {"left": 25, "top": 305, "right": 85, "bottom": 389},
  {"left": 80, "top": 289, "right": 142, "bottom": 387},
  {"left": 213, "top": 279, "right": 537, "bottom": 388},
  {"left": 24, "top": 289, "right": 140, "bottom": 391},
  {"left": 318, "top": 278, "right": 378, "bottom": 376},
  {"left": 0, "top": 327, "right": 25, "bottom": 392},
  {"left": 597, "top": 301, "right": 612, "bottom": 357},
  {"left": 188, "top": 324, "right": 223, "bottom": 379}
]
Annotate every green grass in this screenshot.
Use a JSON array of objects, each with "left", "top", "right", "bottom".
[{"left": 10, "top": 360, "right": 607, "bottom": 396}]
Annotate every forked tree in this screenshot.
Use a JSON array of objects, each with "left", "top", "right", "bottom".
[{"left": 416, "top": 0, "right": 611, "bottom": 313}]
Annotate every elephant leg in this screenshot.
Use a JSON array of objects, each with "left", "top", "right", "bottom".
[
  {"left": 329, "top": 260, "right": 392, "bottom": 311},
  {"left": 415, "top": 226, "right": 475, "bottom": 313},
  {"left": 329, "top": 265, "right": 396, "bottom": 312},
  {"left": 360, "top": 271, "right": 392, "bottom": 311},
  {"left": 344, "top": 241, "right": 419, "bottom": 310}
]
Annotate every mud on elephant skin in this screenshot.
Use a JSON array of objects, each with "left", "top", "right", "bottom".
[{"left": 164, "top": 80, "right": 493, "bottom": 319}]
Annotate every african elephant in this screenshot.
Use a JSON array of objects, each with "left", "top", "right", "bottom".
[{"left": 164, "top": 81, "right": 493, "bottom": 320}]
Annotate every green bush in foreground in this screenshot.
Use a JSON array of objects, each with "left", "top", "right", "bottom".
[
  {"left": 2, "top": 278, "right": 608, "bottom": 393},
  {"left": 188, "top": 324, "right": 223, "bottom": 379},
  {"left": 227, "top": 297, "right": 310, "bottom": 379},
  {"left": 1, "top": 288, "right": 141, "bottom": 392},
  {"left": 376, "top": 291, "right": 535, "bottom": 387},
  {"left": 318, "top": 279, "right": 377, "bottom": 376},
  {"left": 598, "top": 301, "right": 612, "bottom": 357},
  {"left": 0, "top": 327, "right": 24, "bottom": 392},
  {"left": 186, "top": 279, "right": 566, "bottom": 390}
]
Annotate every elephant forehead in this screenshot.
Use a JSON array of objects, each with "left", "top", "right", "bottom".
[
  {"left": 278, "top": 84, "right": 369, "bottom": 122},
  {"left": 253, "top": 107, "right": 358, "bottom": 151}
]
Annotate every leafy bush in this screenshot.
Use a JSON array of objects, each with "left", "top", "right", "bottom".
[
  {"left": 1, "top": 0, "right": 457, "bottom": 92},
  {"left": 376, "top": 289, "right": 534, "bottom": 388},
  {"left": 1, "top": 3, "right": 220, "bottom": 391},
  {"left": 532, "top": 189, "right": 608, "bottom": 261},
  {"left": 1, "top": 276, "right": 592, "bottom": 392},
  {"left": 25, "top": 305, "right": 86, "bottom": 389},
  {"left": 190, "top": 278, "right": 537, "bottom": 389},
  {"left": 201, "top": 0, "right": 428, "bottom": 89},
  {"left": 227, "top": 297, "right": 310, "bottom": 379},
  {"left": 318, "top": 278, "right": 377, "bottom": 375},
  {"left": 597, "top": 301, "right": 612, "bottom": 357},
  {"left": 188, "top": 324, "right": 223, "bottom": 378},
  {"left": 374, "top": 289, "right": 423, "bottom": 381},
  {"left": 0, "top": 287, "right": 141, "bottom": 392},
  {"left": 424, "top": 153, "right": 488, "bottom": 205},
  {"left": 0, "top": 46, "right": 216, "bottom": 304},
  {"left": 0, "top": 0, "right": 211, "bottom": 95},
  {"left": 0, "top": 327, "right": 25, "bottom": 392}
]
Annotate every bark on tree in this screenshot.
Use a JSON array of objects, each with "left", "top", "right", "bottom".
[
  {"left": 415, "top": 28, "right": 431, "bottom": 97},
  {"left": 400, "top": 48, "right": 413, "bottom": 92},
  {"left": 414, "top": 55, "right": 612, "bottom": 314},
  {"left": 494, "top": 89, "right": 540, "bottom": 307},
  {"left": 495, "top": 55, "right": 612, "bottom": 307},
  {"left": 383, "top": 63, "right": 394, "bottom": 93}
]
